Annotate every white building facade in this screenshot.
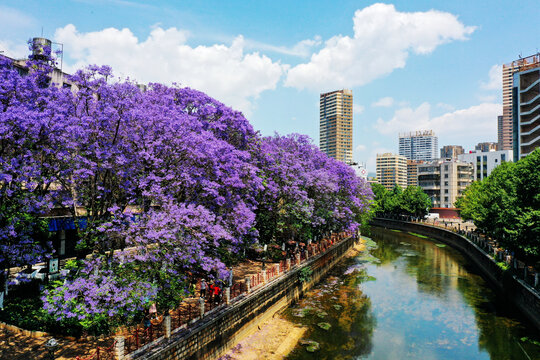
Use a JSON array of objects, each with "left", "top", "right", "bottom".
[
  {"left": 399, "top": 130, "right": 438, "bottom": 161},
  {"left": 458, "top": 150, "right": 513, "bottom": 181}
]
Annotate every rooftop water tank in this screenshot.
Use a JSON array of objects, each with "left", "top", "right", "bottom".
[{"left": 32, "top": 37, "right": 52, "bottom": 60}]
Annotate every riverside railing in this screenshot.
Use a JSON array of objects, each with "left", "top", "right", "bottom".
[
  {"left": 77, "top": 231, "right": 353, "bottom": 359},
  {"left": 378, "top": 214, "right": 540, "bottom": 291}
]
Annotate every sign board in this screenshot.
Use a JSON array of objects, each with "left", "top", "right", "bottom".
[{"left": 49, "top": 258, "right": 59, "bottom": 273}]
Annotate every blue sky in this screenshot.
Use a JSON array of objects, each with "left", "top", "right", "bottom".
[{"left": 1, "top": 0, "right": 539, "bottom": 171}]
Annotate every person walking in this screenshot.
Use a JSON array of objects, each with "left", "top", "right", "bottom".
[
  {"left": 200, "top": 278, "right": 207, "bottom": 299},
  {"left": 227, "top": 269, "right": 234, "bottom": 288}
]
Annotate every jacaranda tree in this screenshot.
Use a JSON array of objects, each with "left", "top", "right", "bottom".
[{"left": 0, "top": 52, "right": 373, "bottom": 333}]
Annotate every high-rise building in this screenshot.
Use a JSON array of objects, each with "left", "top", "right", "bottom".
[
  {"left": 319, "top": 89, "right": 353, "bottom": 163},
  {"left": 501, "top": 62, "right": 520, "bottom": 150},
  {"left": 440, "top": 145, "right": 464, "bottom": 159},
  {"left": 501, "top": 54, "right": 540, "bottom": 151},
  {"left": 475, "top": 142, "right": 498, "bottom": 152},
  {"left": 399, "top": 130, "right": 438, "bottom": 161},
  {"left": 376, "top": 153, "right": 407, "bottom": 190},
  {"left": 511, "top": 53, "right": 540, "bottom": 161},
  {"left": 406, "top": 159, "right": 424, "bottom": 187},
  {"left": 458, "top": 149, "right": 512, "bottom": 181},
  {"left": 418, "top": 159, "right": 473, "bottom": 208},
  {"left": 497, "top": 115, "right": 504, "bottom": 147}
]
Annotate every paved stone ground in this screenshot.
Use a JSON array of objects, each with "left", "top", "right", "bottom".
[
  {"left": 0, "top": 329, "right": 114, "bottom": 360},
  {"left": 0, "top": 260, "right": 267, "bottom": 359}
]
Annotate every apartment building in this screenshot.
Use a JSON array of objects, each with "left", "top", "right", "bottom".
[
  {"left": 319, "top": 89, "right": 353, "bottom": 163},
  {"left": 376, "top": 153, "right": 407, "bottom": 190},
  {"left": 458, "top": 149, "right": 512, "bottom": 181},
  {"left": 418, "top": 159, "right": 473, "bottom": 208},
  {"left": 399, "top": 130, "right": 438, "bottom": 161},
  {"left": 512, "top": 54, "right": 540, "bottom": 160},
  {"left": 440, "top": 145, "right": 464, "bottom": 159}
]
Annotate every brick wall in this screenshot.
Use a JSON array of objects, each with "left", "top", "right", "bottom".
[{"left": 129, "top": 236, "right": 357, "bottom": 360}]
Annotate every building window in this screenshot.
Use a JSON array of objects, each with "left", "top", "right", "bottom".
[
  {"left": 501, "top": 154, "right": 506, "bottom": 162},
  {"left": 444, "top": 196, "right": 449, "bottom": 202},
  {"left": 483, "top": 155, "right": 487, "bottom": 162},
  {"left": 444, "top": 189, "right": 448, "bottom": 194},
  {"left": 444, "top": 181, "right": 448, "bottom": 186},
  {"left": 444, "top": 174, "right": 448, "bottom": 179}
]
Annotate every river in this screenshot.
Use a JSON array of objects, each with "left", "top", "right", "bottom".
[{"left": 283, "top": 227, "right": 540, "bottom": 360}]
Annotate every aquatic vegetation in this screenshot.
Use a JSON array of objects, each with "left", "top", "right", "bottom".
[
  {"left": 317, "top": 322, "right": 331, "bottom": 330},
  {"left": 316, "top": 311, "right": 328, "bottom": 319},
  {"left": 300, "top": 339, "right": 320, "bottom": 352}
]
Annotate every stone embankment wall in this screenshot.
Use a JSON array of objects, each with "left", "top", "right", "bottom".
[
  {"left": 371, "top": 218, "right": 540, "bottom": 331},
  {"left": 130, "top": 235, "right": 358, "bottom": 360}
]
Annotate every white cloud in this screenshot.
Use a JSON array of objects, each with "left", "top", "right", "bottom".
[
  {"left": 374, "top": 102, "right": 501, "bottom": 148},
  {"left": 245, "top": 36, "right": 322, "bottom": 57},
  {"left": 353, "top": 104, "right": 365, "bottom": 114},
  {"left": 481, "top": 64, "right": 502, "bottom": 90},
  {"left": 355, "top": 144, "right": 366, "bottom": 152},
  {"left": 0, "top": 40, "right": 29, "bottom": 59},
  {"left": 285, "top": 3, "right": 475, "bottom": 91},
  {"left": 54, "top": 25, "right": 288, "bottom": 114},
  {"left": 436, "top": 102, "right": 455, "bottom": 112},
  {"left": 477, "top": 94, "right": 497, "bottom": 102},
  {"left": 0, "top": 6, "right": 36, "bottom": 59},
  {"left": 372, "top": 97, "right": 394, "bottom": 107}
]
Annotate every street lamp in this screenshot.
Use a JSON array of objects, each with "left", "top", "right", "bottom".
[
  {"left": 262, "top": 244, "right": 267, "bottom": 270},
  {"left": 45, "top": 338, "right": 59, "bottom": 359}
]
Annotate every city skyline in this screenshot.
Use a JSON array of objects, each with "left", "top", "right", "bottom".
[{"left": 1, "top": 1, "right": 538, "bottom": 171}]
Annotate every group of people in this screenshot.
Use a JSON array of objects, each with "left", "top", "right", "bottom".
[{"left": 199, "top": 269, "right": 234, "bottom": 305}]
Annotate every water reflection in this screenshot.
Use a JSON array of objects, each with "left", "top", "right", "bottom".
[
  {"left": 284, "top": 227, "right": 540, "bottom": 360},
  {"left": 284, "top": 263, "right": 376, "bottom": 359}
]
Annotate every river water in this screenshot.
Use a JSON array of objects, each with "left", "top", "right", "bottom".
[{"left": 283, "top": 227, "right": 540, "bottom": 360}]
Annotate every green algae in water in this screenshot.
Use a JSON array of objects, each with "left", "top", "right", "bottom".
[
  {"left": 317, "top": 311, "right": 328, "bottom": 318},
  {"left": 435, "top": 244, "right": 447, "bottom": 248},
  {"left": 400, "top": 242, "right": 412, "bottom": 246},
  {"left": 408, "top": 232, "right": 429, "bottom": 239},
  {"left": 390, "top": 229, "right": 402, "bottom": 232},
  {"left": 356, "top": 253, "right": 381, "bottom": 264},
  {"left": 299, "top": 340, "right": 320, "bottom": 352},
  {"left": 361, "top": 237, "right": 378, "bottom": 249},
  {"left": 317, "top": 322, "right": 331, "bottom": 330}
]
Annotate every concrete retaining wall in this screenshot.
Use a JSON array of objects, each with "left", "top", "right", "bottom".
[
  {"left": 130, "top": 236, "right": 357, "bottom": 360},
  {"left": 371, "top": 218, "right": 540, "bottom": 331}
]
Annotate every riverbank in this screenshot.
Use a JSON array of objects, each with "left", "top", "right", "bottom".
[{"left": 218, "top": 241, "right": 367, "bottom": 360}]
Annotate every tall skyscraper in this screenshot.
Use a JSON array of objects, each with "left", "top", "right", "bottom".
[
  {"left": 512, "top": 53, "right": 540, "bottom": 161},
  {"left": 376, "top": 153, "right": 407, "bottom": 190},
  {"left": 319, "top": 89, "right": 353, "bottom": 163},
  {"left": 399, "top": 130, "right": 438, "bottom": 161},
  {"left": 501, "top": 62, "right": 521, "bottom": 150}
]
